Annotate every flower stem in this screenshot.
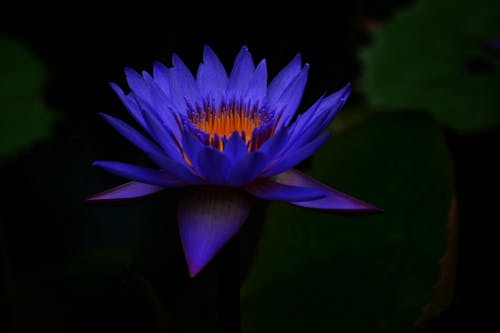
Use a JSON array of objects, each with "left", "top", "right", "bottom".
[{"left": 217, "top": 234, "right": 241, "bottom": 333}]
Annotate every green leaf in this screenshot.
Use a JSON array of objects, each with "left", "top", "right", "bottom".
[
  {"left": 242, "top": 112, "right": 454, "bottom": 332},
  {"left": 361, "top": 0, "right": 500, "bottom": 133},
  {"left": 0, "top": 37, "right": 56, "bottom": 160}
]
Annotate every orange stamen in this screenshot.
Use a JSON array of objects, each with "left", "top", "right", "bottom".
[{"left": 189, "top": 103, "right": 262, "bottom": 150}]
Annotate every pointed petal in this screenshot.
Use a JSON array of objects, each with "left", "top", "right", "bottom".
[
  {"left": 181, "top": 130, "right": 205, "bottom": 175},
  {"left": 197, "top": 45, "right": 228, "bottom": 102},
  {"left": 223, "top": 131, "right": 248, "bottom": 162},
  {"left": 84, "top": 181, "right": 165, "bottom": 204},
  {"left": 275, "top": 169, "right": 383, "bottom": 214},
  {"left": 169, "top": 54, "right": 202, "bottom": 111},
  {"left": 227, "top": 46, "right": 255, "bottom": 98},
  {"left": 93, "top": 161, "right": 185, "bottom": 187},
  {"left": 137, "top": 97, "right": 184, "bottom": 162},
  {"left": 273, "top": 64, "right": 309, "bottom": 127},
  {"left": 125, "top": 67, "right": 152, "bottom": 105},
  {"left": 196, "top": 147, "right": 232, "bottom": 185},
  {"left": 98, "top": 116, "right": 200, "bottom": 185},
  {"left": 152, "top": 61, "right": 172, "bottom": 98},
  {"left": 109, "top": 82, "right": 147, "bottom": 129},
  {"left": 289, "top": 83, "right": 351, "bottom": 147},
  {"left": 245, "top": 178, "right": 327, "bottom": 202},
  {"left": 257, "top": 126, "right": 289, "bottom": 158},
  {"left": 264, "top": 133, "right": 331, "bottom": 176},
  {"left": 245, "top": 59, "right": 268, "bottom": 105},
  {"left": 178, "top": 187, "right": 252, "bottom": 277},
  {"left": 227, "top": 152, "right": 270, "bottom": 186},
  {"left": 99, "top": 113, "right": 169, "bottom": 168},
  {"left": 267, "top": 54, "right": 302, "bottom": 106},
  {"left": 142, "top": 72, "right": 182, "bottom": 139}
]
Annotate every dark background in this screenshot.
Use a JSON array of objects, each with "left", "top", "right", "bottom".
[{"left": 1, "top": 0, "right": 499, "bottom": 332}]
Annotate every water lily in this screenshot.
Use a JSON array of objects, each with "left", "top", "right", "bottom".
[{"left": 86, "top": 45, "right": 381, "bottom": 277}]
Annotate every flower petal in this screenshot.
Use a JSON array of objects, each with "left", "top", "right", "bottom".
[
  {"left": 272, "top": 64, "right": 309, "bottom": 127},
  {"left": 223, "top": 131, "right": 248, "bottom": 162},
  {"left": 137, "top": 97, "right": 184, "bottom": 162},
  {"left": 196, "top": 147, "right": 232, "bottom": 185},
  {"left": 227, "top": 152, "right": 270, "bottom": 186},
  {"left": 109, "top": 82, "right": 147, "bottom": 129},
  {"left": 257, "top": 126, "right": 289, "bottom": 158},
  {"left": 275, "top": 169, "right": 383, "bottom": 214},
  {"left": 264, "top": 133, "right": 331, "bottom": 176},
  {"left": 142, "top": 72, "right": 182, "bottom": 139},
  {"left": 98, "top": 115, "right": 201, "bottom": 185},
  {"left": 168, "top": 54, "right": 202, "bottom": 111},
  {"left": 152, "top": 61, "right": 172, "bottom": 99},
  {"left": 289, "top": 83, "right": 351, "bottom": 148},
  {"left": 125, "top": 67, "right": 152, "bottom": 105},
  {"left": 93, "top": 161, "right": 185, "bottom": 187},
  {"left": 196, "top": 45, "right": 228, "bottom": 103},
  {"left": 84, "top": 181, "right": 165, "bottom": 204},
  {"left": 227, "top": 46, "right": 255, "bottom": 98},
  {"left": 245, "top": 178, "right": 327, "bottom": 202},
  {"left": 245, "top": 59, "right": 268, "bottom": 106},
  {"left": 181, "top": 130, "right": 205, "bottom": 175},
  {"left": 267, "top": 54, "right": 302, "bottom": 106},
  {"left": 178, "top": 187, "right": 252, "bottom": 277},
  {"left": 99, "top": 113, "right": 169, "bottom": 168}
]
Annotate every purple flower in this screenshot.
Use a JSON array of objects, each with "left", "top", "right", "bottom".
[{"left": 86, "top": 46, "right": 381, "bottom": 277}]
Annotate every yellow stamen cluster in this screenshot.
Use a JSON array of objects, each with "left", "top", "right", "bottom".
[{"left": 189, "top": 102, "right": 262, "bottom": 149}]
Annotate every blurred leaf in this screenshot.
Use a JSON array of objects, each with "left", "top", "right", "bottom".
[
  {"left": 361, "top": 0, "right": 500, "bottom": 133},
  {"left": 242, "top": 112, "right": 454, "bottom": 332},
  {"left": 0, "top": 36, "right": 56, "bottom": 159}
]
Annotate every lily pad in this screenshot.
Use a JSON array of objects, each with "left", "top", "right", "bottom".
[
  {"left": 0, "top": 37, "right": 56, "bottom": 160},
  {"left": 242, "top": 112, "right": 454, "bottom": 332},
  {"left": 361, "top": 0, "right": 500, "bottom": 133}
]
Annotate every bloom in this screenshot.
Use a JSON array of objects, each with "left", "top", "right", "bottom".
[{"left": 86, "top": 45, "right": 381, "bottom": 277}]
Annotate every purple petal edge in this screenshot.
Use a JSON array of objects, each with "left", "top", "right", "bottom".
[
  {"left": 245, "top": 178, "right": 327, "bottom": 202},
  {"left": 277, "top": 169, "right": 383, "bottom": 215},
  {"left": 84, "top": 181, "right": 165, "bottom": 205},
  {"left": 177, "top": 187, "right": 252, "bottom": 277}
]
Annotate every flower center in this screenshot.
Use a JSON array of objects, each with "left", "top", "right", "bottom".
[
  {"left": 187, "top": 100, "right": 278, "bottom": 151},
  {"left": 190, "top": 101, "right": 261, "bottom": 143}
]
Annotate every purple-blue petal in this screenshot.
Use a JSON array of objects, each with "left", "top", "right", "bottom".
[
  {"left": 168, "top": 54, "right": 202, "bottom": 112},
  {"left": 223, "top": 131, "right": 248, "bottom": 162},
  {"left": 272, "top": 64, "right": 309, "bottom": 127},
  {"left": 137, "top": 97, "right": 184, "bottom": 163},
  {"left": 177, "top": 187, "right": 252, "bottom": 277},
  {"left": 264, "top": 133, "right": 331, "bottom": 176},
  {"left": 99, "top": 113, "right": 174, "bottom": 169},
  {"left": 267, "top": 54, "right": 302, "bottom": 106},
  {"left": 181, "top": 130, "right": 205, "bottom": 175},
  {"left": 154, "top": 156, "right": 203, "bottom": 185},
  {"left": 125, "top": 67, "right": 152, "bottom": 105},
  {"left": 245, "top": 59, "right": 268, "bottom": 106},
  {"left": 245, "top": 178, "right": 327, "bottom": 202},
  {"left": 93, "top": 161, "right": 185, "bottom": 187},
  {"left": 109, "top": 82, "right": 147, "bottom": 129},
  {"left": 152, "top": 61, "right": 172, "bottom": 98},
  {"left": 98, "top": 114, "right": 200, "bottom": 184},
  {"left": 276, "top": 169, "right": 383, "bottom": 214},
  {"left": 196, "top": 45, "right": 228, "bottom": 103},
  {"left": 227, "top": 152, "right": 270, "bottom": 186},
  {"left": 227, "top": 46, "right": 255, "bottom": 98},
  {"left": 142, "top": 74, "right": 183, "bottom": 140},
  {"left": 84, "top": 181, "right": 165, "bottom": 204},
  {"left": 290, "top": 83, "right": 351, "bottom": 147},
  {"left": 257, "top": 126, "right": 289, "bottom": 158},
  {"left": 196, "top": 147, "right": 232, "bottom": 185}
]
